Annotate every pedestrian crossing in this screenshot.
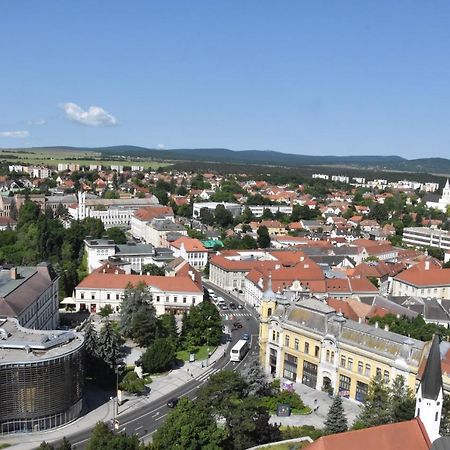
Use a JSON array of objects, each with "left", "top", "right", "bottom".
[{"left": 219, "top": 312, "right": 252, "bottom": 319}]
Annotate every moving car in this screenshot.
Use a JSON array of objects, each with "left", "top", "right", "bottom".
[
  {"left": 167, "top": 398, "right": 179, "bottom": 408},
  {"left": 237, "top": 304, "right": 244, "bottom": 310},
  {"left": 232, "top": 321, "right": 243, "bottom": 329},
  {"left": 229, "top": 302, "right": 237, "bottom": 309}
]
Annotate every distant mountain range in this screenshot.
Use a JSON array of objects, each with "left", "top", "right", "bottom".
[{"left": 3, "top": 146, "right": 450, "bottom": 175}]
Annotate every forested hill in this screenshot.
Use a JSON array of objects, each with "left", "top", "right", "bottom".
[{"left": 4, "top": 146, "right": 450, "bottom": 174}]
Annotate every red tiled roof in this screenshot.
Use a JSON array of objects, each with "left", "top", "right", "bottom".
[
  {"left": 76, "top": 272, "right": 202, "bottom": 293},
  {"left": 306, "top": 418, "right": 431, "bottom": 450},
  {"left": 171, "top": 237, "right": 207, "bottom": 252},
  {"left": 394, "top": 267, "right": 450, "bottom": 287},
  {"left": 134, "top": 206, "right": 174, "bottom": 221}
]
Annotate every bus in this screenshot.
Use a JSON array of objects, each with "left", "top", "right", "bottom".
[{"left": 230, "top": 339, "right": 249, "bottom": 362}]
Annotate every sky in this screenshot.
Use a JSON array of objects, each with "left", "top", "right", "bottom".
[{"left": 1, "top": 1, "right": 450, "bottom": 158}]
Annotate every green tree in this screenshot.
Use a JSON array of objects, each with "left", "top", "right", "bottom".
[
  {"left": 141, "top": 263, "right": 165, "bottom": 276},
  {"left": 197, "top": 370, "right": 248, "bottom": 416},
  {"left": 214, "top": 204, "right": 233, "bottom": 227},
  {"left": 243, "top": 357, "right": 272, "bottom": 397},
  {"left": 99, "top": 304, "right": 114, "bottom": 318},
  {"left": 355, "top": 375, "right": 391, "bottom": 428},
  {"left": 257, "top": 225, "right": 271, "bottom": 248},
  {"left": 106, "top": 227, "right": 127, "bottom": 244},
  {"left": 38, "top": 443, "right": 54, "bottom": 450},
  {"left": 119, "top": 370, "right": 146, "bottom": 395},
  {"left": 120, "top": 282, "right": 158, "bottom": 346},
  {"left": 324, "top": 396, "right": 348, "bottom": 434},
  {"left": 368, "top": 203, "right": 389, "bottom": 223},
  {"left": 440, "top": 394, "right": 450, "bottom": 436},
  {"left": 86, "top": 422, "right": 143, "bottom": 450},
  {"left": 141, "top": 337, "right": 176, "bottom": 374},
  {"left": 389, "top": 375, "right": 415, "bottom": 423},
  {"left": 224, "top": 397, "right": 281, "bottom": 450},
  {"left": 150, "top": 397, "right": 225, "bottom": 450},
  {"left": 58, "top": 437, "right": 72, "bottom": 450},
  {"left": 158, "top": 313, "right": 178, "bottom": 341},
  {"left": 97, "top": 320, "right": 122, "bottom": 370}
]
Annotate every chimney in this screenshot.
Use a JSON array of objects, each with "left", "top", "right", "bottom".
[
  {"left": 10, "top": 267, "right": 17, "bottom": 280},
  {"left": 424, "top": 260, "right": 430, "bottom": 271}
]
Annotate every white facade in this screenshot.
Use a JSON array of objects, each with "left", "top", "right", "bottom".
[
  {"left": 171, "top": 243, "right": 208, "bottom": 270},
  {"left": 426, "top": 179, "right": 450, "bottom": 212},
  {"left": 246, "top": 205, "right": 293, "bottom": 217},
  {"left": 403, "top": 227, "right": 450, "bottom": 251}
]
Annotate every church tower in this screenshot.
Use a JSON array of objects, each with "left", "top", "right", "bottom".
[
  {"left": 415, "top": 335, "right": 443, "bottom": 443},
  {"left": 259, "top": 274, "right": 277, "bottom": 367},
  {"left": 442, "top": 179, "right": 450, "bottom": 201}
]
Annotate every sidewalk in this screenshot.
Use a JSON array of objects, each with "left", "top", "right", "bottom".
[
  {"left": 268, "top": 380, "right": 362, "bottom": 429},
  {"left": 0, "top": 342, "right": 230, "bottom": 450}
]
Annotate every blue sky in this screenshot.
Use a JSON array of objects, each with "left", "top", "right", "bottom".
[{"left": 1, "top": 1, "right": 450, "bottom": 158}]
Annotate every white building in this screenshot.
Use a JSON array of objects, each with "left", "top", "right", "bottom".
[
  {"left": 192, "top": 202, "right": 241, "bottom": 219},
  {"left": 246, "top": 205, "right": 293, "bottom": 217},
  {"left": 403, "top": 227, "right": 450, "bottom": 252},
  {"left": 426, "top": 179, "right": 450, "bottom": 212},
  {"left": 130, "top": 206, "right": 175, "bottom": 242},
  {"left": 170, "top": 237, "right": 208, "bottom": 270},
  {"left": 69, "top": 191, "right": 159, "bottom": 228},
  {"left": 331, "top": 175, "right": 349, "bottom": 184},
  {"left": 74, "top": 271, "right": 203, "bottom": 315}
]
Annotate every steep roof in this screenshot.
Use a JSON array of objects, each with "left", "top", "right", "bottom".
[{"left": 420, "top": 335, "right": 443, "bottom": 400}]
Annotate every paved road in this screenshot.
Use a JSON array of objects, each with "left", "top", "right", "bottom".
[{"left": 53, "top": 284, "right": 260, "bottom": 449}]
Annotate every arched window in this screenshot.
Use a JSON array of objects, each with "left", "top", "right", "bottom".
[{"left": 268, "top": 307, "right": 272, "bottom": 317}]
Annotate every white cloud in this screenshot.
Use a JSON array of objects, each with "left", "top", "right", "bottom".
[
  {"left": 26, "top": 119, "right": 46, "bottom": 126},
  {"left": 157, "top": 144, "right": 165, "bottom": 149},
  {"left": 0, "top": 130, "right": 30, "bottom": 138},
  {"left": 60, "top": 102, "right": 118, "bottom": 127}
]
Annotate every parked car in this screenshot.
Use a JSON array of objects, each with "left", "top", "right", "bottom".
[
  {"left": 232, "top": 321, "right": 243, "bottom": 329},
  {"left": 221, "top": 304, "right": 229, "bottom": 310},
  {"left": 242, "top": 333, "right": 250, "bottom": 341},
  {"left": 167, "top": 398, "right": 179, "bottom": 408},
  {"left": 237, "top": 304, "right": 244, "bottom": 310},
  {"left": 229, "top": 302, "right": 237, "bottom": 309}
]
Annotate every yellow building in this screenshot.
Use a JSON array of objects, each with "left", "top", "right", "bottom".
[{"left": 259, "top": 283, "right": 429, "bottom": 403}]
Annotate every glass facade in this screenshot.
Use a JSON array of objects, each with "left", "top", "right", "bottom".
[{"left": 0, "top": 347, "right": 85, "bottom": 434}]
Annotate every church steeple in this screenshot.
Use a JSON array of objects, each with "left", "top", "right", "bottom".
[{"left": 415, "top": 335, "right": 443, "bottom": 443}]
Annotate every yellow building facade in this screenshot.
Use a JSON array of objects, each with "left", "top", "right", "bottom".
[{"left": 259, "top": 289, "right": 429, "bottom": 403}]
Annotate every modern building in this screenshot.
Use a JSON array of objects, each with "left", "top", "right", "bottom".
[
  {"left": 403, "top": 227, "right": 450, "bottom": 252},
  {"left": 0, "top": 318, "right": 84, "bottom": 434},
  {"left": 143, "top": 218, "right": 187, "bottom": 247},
  {"left": 0, "top": 263, "right": 59, "bottom": 330},
  {"left": 246, "top": 205, "right": 293, "bottom": 217},
  {"left": 73, "top": 271, "right": 203, "bottom": 315},
  {"left": 192, "top": 202, "right": 241, "bottom": 219},
  {"left": 259, "top": 284, "right": 428, "bottom": 403},
  {"left": 130, "top": 206, "right": 175, "bottom": 241}
]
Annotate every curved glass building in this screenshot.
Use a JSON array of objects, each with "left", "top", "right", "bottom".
[{"left": 0, "top": 318, "right": 85, "bottom": 434}]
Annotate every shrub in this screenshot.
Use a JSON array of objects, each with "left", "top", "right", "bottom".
[{"left": 119, "top": 370, "right": 146, "bottom": 395}]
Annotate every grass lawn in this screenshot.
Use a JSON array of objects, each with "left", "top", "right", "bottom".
[
  {"left": 0, "top": 444, "right": 11, "bottom": 449},
  {"left": 176, "top": 345, "right": 217, "bottom": 362}
]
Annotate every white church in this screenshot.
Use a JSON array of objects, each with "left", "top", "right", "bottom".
[{"left": 426, "top": 179, "right": 450, "bottom": 212}]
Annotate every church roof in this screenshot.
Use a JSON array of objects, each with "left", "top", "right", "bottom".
[{"left": 420, "top": 335, "right": 443, "bottom": 400}]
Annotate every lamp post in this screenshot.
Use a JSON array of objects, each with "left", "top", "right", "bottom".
[{"left": 115, "top": 359, "right": 122, "bottom": 418}]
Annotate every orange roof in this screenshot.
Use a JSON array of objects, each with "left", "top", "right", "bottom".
[
  {"left": 395, "top": 267, "right": 450, "bottom": 287},
  {"left": 134, "top": 206, "right": 174, "bottom": 221},
  {"left": 307, "top": 418, "right": 431, "bottom": 450},
  {"left": 77, "top": 272, "right": 202, "bottom": 293},
  {"left": 171, "top": 236, "right": 207, "bottom": 252}
]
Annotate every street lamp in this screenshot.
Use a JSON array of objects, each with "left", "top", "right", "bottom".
[{"left": 115, "top": 359, "right": 123, "bottom": 417}]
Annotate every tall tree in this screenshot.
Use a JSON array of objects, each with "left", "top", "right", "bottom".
[
  {"left": 389, "top": 375, "right": 415, "bottom": 422},
  {"left": 150, "top": 398, "right": 225, "bottom": 450},
  {"left": 140, "top": 337, "right": 176, "bottom": 374},
  {"left": 440, "top": 394, "right": 450, "bottom": 436},
  {"left": 243, "top": 357, "right": 272, "bottom": 397},
  {"left": 257, "top": 225, "right": 271, "bottom": 248},
  {"left": 97, "top": 320, "right": 122, "bottom": 370},
  {"left": 120, "top": 282, "right": 158, "bottom": 345},
  {"left": 324, "top": 396, "right": 348, "bottom": 434},
  {"left": 356, "top": 375, "right": 391, "bottom": 428},
  {"left": 224, "top": 397, "right": 281, "bottom": 450}
]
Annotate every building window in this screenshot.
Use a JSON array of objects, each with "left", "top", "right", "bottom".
[
  {"left": 272, "top": 331, "right": 276, "bottom": 341},
  {"left": 315, "top": 346, "right": 320, "bottom": 357},
  {"left": 174, "top": 296, "right": 177, "bottom": 303},
  {"left": 91, "top": 293, "right": 95, "bottom": 300},
  {"left": 156, "top": 296, "right": 160, "bottom": 302},
  {"left": 183, "top": 297, "right": 187, "bottom": 303},
  {"left": 304, "top": 342, "right": 309, "bottom": 354},
  {"left": 384, "top": 370, "right": 389, "bottom": 383},
  {"left": 365, "top": 364, "right": 371, "bottom": 377},
  {"left": 116, "top": 294, "right": 120, "bottom": 300},
  {"left": 339, "top": 375, "right": 351, "bottom": 398},
  {"left": 341, "top": 356, "right": 346, "bottom": 367},
  {"left": 331, "top": 351, "right": 335, "bottom": 363},
  {"left": 347, "top": 358, "right": 353, "bottom": 371},
  {"left": 358, "top": 361, "right": 363, "bottom": 375},
  {"left": 107, "top": 293, "right": 110, "bottom": 300},
  {"left": 283, "top": 353, "right": 298, "bottom": 381},
  {"left": 436, "top": 412, "right": 439, "bottom": 421},
  {"left": 356, "top": 381, "right": 369, "bottom": 403},
  {"left": 80, "top": 293, "right": 84, "bottom": 300},
  {"left": 326, "top": 350, "right": 330, "bottom": 362},
  {"left": 376, "top": 367, "right": 382, "bottom": 378},
  {"left": 268, "top": 308, "right": 272, "bottom": 316},
  {"left": 294, "top": 339, "right": 299, "bottom": 351},
  {"left": 285, "top": 335, "right": 290, "bottom": 347}
]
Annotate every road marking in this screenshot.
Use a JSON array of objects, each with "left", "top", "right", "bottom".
[
  {"left": 135, "top": 425, "right": 143, "bottom": 431},
  {"left": 155, "top": 413, "right": 166, "bottom": 421}
]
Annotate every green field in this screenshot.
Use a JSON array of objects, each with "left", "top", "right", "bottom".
[
  {"left": 0, "top": 149, "right": 171, "bottom": 170},
  {"left": 176, "top": 345, "right": 217, "bottom": 362}
]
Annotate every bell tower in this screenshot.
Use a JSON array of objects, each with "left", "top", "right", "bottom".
[{"left": 259, "top": 274, "right": 277, "bottom": 367}]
